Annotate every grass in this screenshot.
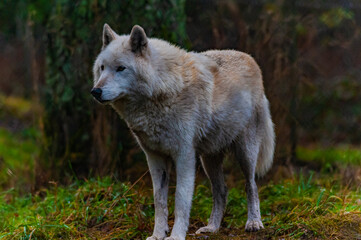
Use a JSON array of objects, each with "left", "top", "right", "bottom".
[
  {"left": 0, "top": 177, "right": 155, "bottom": 239},
  {"left": 0, "top": 128, "right": 39, "bottom": 193},
  {"left": 0, "top": 126, "right": 360, "bottom": 239},
  {"left": 0, "top": 93, "right": 41, "bottom": 192},
  {"left": 0, "top": 171, "right": 360, "bottom": 239},
  {"left": 0, "top": 124, "right": 360, "bottom": 239},
  {"left": 297, "top": 145, "right": 361, "bottom": 166}
]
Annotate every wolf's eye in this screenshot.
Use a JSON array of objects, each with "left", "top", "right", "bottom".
[
  {"left": 100, "top": 65, "right": 104, "bottom": 71},
  {"left": 116, "top": 66, "right": 126, "bottom": 72}
]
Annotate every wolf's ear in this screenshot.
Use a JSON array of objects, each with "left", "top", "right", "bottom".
[
  {"left": 102, "top": 24, "right": 116, "bottom": 50},
  {"left": 129, "top": 25, "right": 148, "bottom": 55}
]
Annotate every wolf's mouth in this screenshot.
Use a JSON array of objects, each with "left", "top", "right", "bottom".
[
  {"left": 91, "top": 88, "right": 114, "bottom": 104},
  {"left": 93, "top": 95, "right": 126, "bottom": 105},
  {"left": 110, "top": 92, "right": 127, "bottom": 102},
  {"left": 99, "top": 99, "right": 110, "bottom": 104},
  {"left": 91, "top": 97, "right": 110, "bottom": 104},
  {"left": 91, "top": 88, "right": 127, "bottom": 104}
]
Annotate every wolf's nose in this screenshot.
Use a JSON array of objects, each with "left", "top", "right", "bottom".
[{"left": 91, "top": 88, "right": 102, "bottom": 100}]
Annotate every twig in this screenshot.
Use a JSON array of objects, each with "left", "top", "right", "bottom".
[
  {"left": 28, "top": 229, "right": 36, "bottom": 240},
  {"left": 102, "top": 170, "right": 149, "bottom": 219}
]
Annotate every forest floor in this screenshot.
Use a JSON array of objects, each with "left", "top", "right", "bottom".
[
  {"left": 0, "top": 167, "right": 360, "bottom": 239},
  {"left": 0, "top": 95, "right": 360, "bottom": 239}
]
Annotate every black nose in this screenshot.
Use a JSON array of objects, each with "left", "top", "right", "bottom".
[{"left": 91, "top": 88, "right": 102, "bottom": 101}]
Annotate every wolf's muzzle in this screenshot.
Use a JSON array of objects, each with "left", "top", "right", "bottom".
[{"left": 91, "top": 88, "right": 104, "bottom": 102}]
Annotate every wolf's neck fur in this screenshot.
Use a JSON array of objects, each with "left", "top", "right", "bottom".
[{"left": 111, "top": 47, "right": 216, "bottom": 143}]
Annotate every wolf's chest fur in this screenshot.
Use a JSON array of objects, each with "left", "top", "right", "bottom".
[{"left": 115, "top": 97, "right": 198, "bottom": 156}]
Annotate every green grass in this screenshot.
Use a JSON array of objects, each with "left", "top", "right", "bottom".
[
  {"left": 0, "top": 128, "right": 39, "bottom": 192},
  {"left": 297, "top": 145, "right": 361, "bottom": 166},
  {"left": 0, "top": 172, "right": 359, "bottom": 240},
  {"left": 193, "top": 172, "right": 361, "bottom": 239},
  {"left": 0, "top": 177, "right": 155, "bottom": 239},
  {"left": 0, "top": 126, "right": 359, "bottom": 239},
  {"left": 0, "top": 93, "right": 41, "bottom": 192}
]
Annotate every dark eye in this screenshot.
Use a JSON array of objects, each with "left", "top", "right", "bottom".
[
  {"left": 116, "top": 66, "right": 126, "bottom": 72},
  {"left": 100, "top": 65, "right": 104, "bottom": 71}
]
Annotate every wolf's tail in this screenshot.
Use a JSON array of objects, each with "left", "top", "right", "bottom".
[{"left": 256, "top": 96, "right": 275, "bottom": 177}]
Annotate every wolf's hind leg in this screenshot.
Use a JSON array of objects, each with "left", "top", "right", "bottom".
[
  {"left": 196, "top": 152, "right": 227, "bottom": 234},
  {"left": 236, "top": 127, "right": 264, "bottom": 232},
  {"left": 146, "top": 152, "right": 172, "bottom": 240}
]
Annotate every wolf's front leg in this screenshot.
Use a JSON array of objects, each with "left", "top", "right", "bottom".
[
  {"left": 166, "top": 149, "right": 196, "bottom": 240},
  {"left": 146, "top": 152, "right": 172, "bottom": 240}
]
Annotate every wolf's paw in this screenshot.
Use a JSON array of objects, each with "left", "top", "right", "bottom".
[
  {"left": 245, "top": 219, "right": 264, "bottom": 232},
  {"left": 146, "top": 236, "right": 164, "bottom": 240},
  {"left": 195, "top": 225, "right": 219, "bottom": 234},
  {"left": 164, "top": 236, "right": 183, "bottom": 240}
]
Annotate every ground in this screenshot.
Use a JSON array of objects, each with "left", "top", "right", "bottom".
[
  {"left": 0, "top": 95, "right": 360, "bottom": 239},
  {"left": 0, "top": 172, "right": 360, "bottom": 239}
]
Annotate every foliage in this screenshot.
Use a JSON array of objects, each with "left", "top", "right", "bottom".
[
  {"left": 0, "top": 172, "right": 360, "bottom": 239},
  {"left": 320, "top": 7, "right": 354, "bottom": 28},
  {"left": 297, "top": 146, "right": 361, "bottom": 166},
  {"left": 185, "top": 0, "right": 361, "bottom": 161},
  {"left": 1, "top": 0, "right": 361, "bottom": 182},
  {"left": 0, "top": 0, "right": 188, "bottom": 184},
  {"left": 0, "top": 128, "right": 38, "bottom": 194},
  {"left": 0, "top": 94, "right": 41, "bottom": 192},
  {"left": 0, "top": 95, "right": 38, "bottom": 120}
]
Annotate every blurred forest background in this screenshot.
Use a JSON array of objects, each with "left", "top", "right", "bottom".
[
  {"left": 0, "top": 0, "right": 360, "bottom": 239},
  {"left": 1, "top": 0, "right": 360, "bottom": 189}
]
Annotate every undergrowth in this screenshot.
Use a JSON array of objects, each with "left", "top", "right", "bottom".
[
  {"left": 0, "top": 128, "right": 39, "bottom": 193},
  {"left": 0, "top": 172, "right": 360, "bottom": 239},
  {"left": 297, "top": 146, "right": 361, "bottom": 167},
  {"left": 0, "top": 94, "right": 40, "bottom": 192}
]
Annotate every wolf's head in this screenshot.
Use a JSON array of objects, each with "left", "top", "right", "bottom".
[{"left": 91, "top": 24, "right": 155, "bottom": 104}]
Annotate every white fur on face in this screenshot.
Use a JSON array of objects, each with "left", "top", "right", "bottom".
[
  {"left": 93, "top": 37, "right": 139, "bottom": 102},
  {"left": 93, "top": 34, "right": 189, "bottom": 103},
  {"left": 97, "top": 68, "right": 136, "bottom": 101}
]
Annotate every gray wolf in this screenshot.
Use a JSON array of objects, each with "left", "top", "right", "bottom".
[{"left": 91, "top": 24, "right": 275, "bottom": 240}]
